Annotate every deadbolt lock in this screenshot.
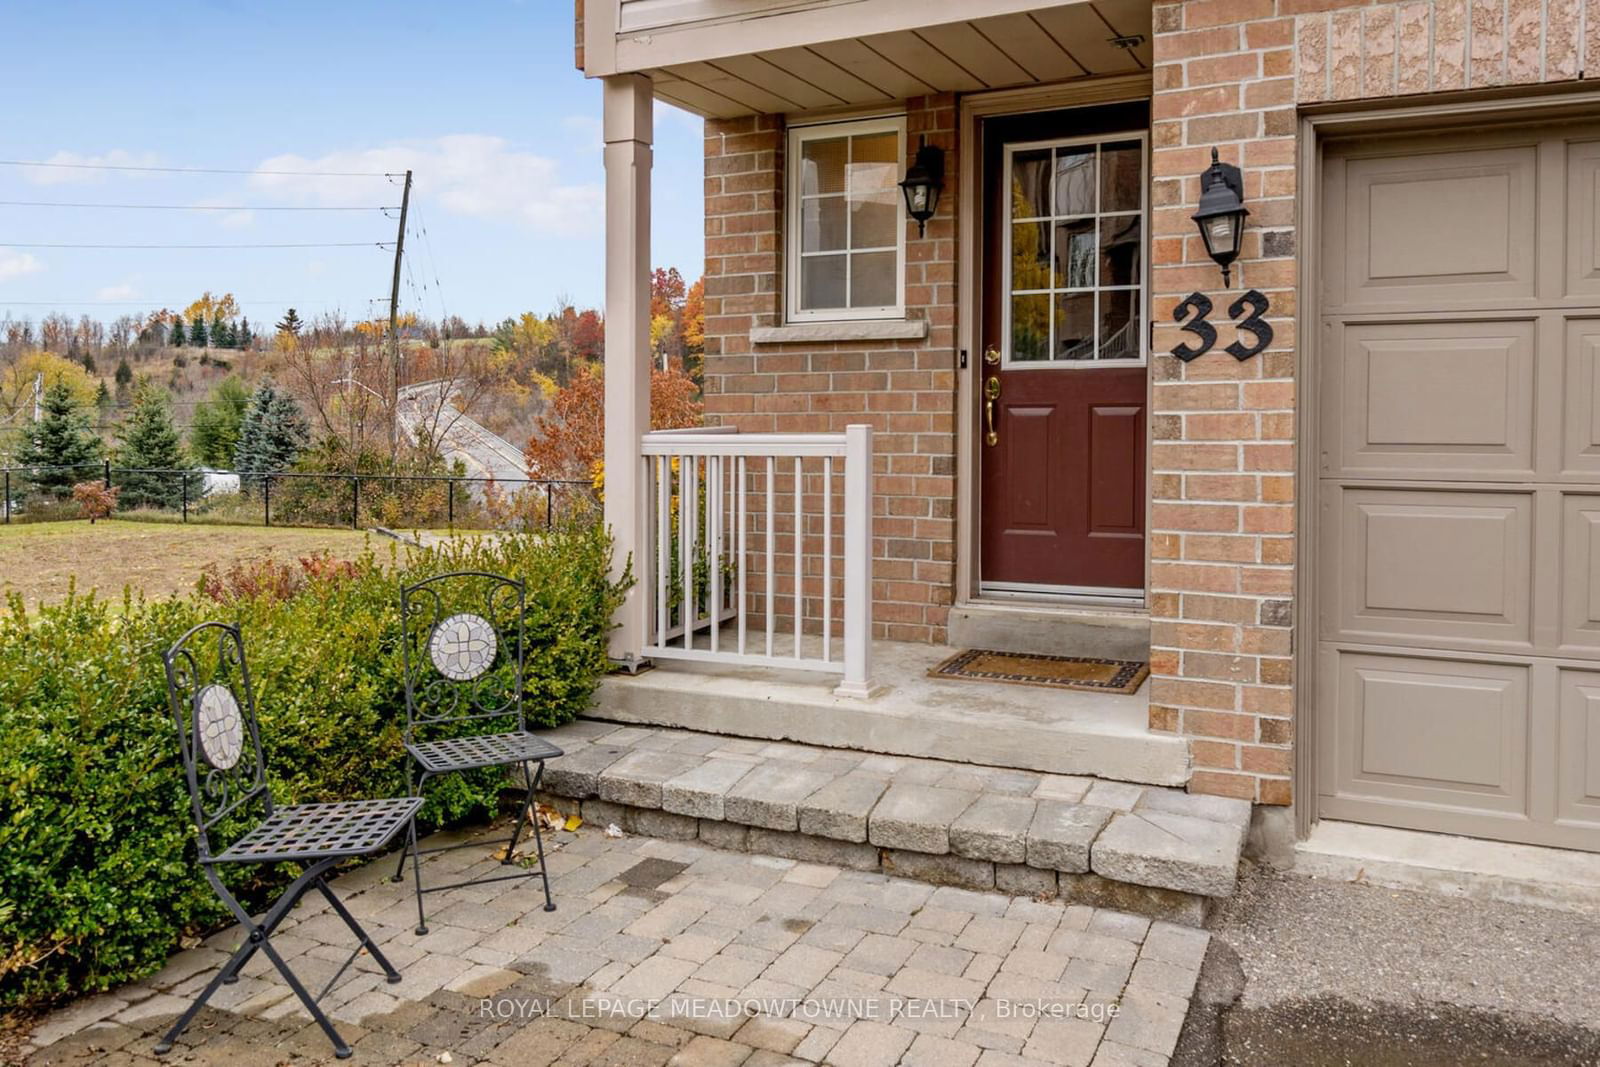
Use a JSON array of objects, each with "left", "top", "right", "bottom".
[{"left": 983, "top": 346, "right": 1001, "bottom": 365}]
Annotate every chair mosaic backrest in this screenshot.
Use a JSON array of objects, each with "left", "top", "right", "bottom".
[
  {"left": 163, "top": 621, "right": 271, "bottom": 856},
  {"left": 400, "top": 571, "right": 526, "bottom": 740}
]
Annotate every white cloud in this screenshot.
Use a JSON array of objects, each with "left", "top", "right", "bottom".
[
  {"left": 250, "top": 135, "right": 602, "bottom": 237},
  {"left": 0, "top": 251, "right": 43, "bottom": 283},
  {"left": 96, "top": 282, "right": 137, "bottom": 300},
  {"left": 22, "top": 149, "right": 162, "bottom": 186}
]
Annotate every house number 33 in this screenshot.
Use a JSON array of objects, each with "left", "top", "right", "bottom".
[{"left": 1170, "top": 289, "right": 1273, "bottom": 362}]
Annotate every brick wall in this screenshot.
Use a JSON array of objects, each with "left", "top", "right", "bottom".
[
  {"left": 1148, "top": 0, "right": 1594, "bottom": 805},
  {"left": 700, "top": 95, "right": 960, "bottom": 644}
]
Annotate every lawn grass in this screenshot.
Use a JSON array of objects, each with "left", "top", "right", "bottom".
[{"left": 0, "top": 520, "right": 411, "bottom": 610}]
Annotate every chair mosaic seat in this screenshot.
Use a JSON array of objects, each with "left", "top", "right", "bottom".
[
  {"left": 390, "top": 570, "right": 562, "bottom": 934},
  {"left": 211, "top": 798, "right": 422, "bottom": 865},
  {"left": 156, "top": 621, "right": 417, "bottom": 1060},
  {"left": 406, "top": 730, "right": 563, "bottom": 774}
]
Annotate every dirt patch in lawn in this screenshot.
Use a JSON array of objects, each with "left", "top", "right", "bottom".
[{"left": 0, "top": 520, "right": 412, "bottom": 610}]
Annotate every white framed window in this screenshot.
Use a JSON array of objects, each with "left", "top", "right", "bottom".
[
  {"left": 1001, "top": 131, "right": 1148, "bottom": 368},
  {"left": 786, "top": 116, "right": 907, "bottom": 323}
]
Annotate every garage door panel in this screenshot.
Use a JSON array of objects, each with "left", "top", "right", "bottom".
[
  {"left": 1565, "top": 140, "right": 1600, "bottom": 299},
  {"left": 1558, "top": 669, "right": 1600, "bottom": 828},
  {"left": 1561, "top": 318, "right": 1600, "bottom": 475},
  {"left": 1559, "top": 494, "right": 1600, "bottom": 650},
  {"left": 1330, "top": 319, "right": 1535, "bottom": 477},
  {"left": 1342, "top": 146, "right": 1536, "bottom": 306},
  {"left": 1329, "top": 486, "right": 1532, "bottom": 646},
  {"left": 1324, "top": 652, "right": 1528, "bottom": 815}
]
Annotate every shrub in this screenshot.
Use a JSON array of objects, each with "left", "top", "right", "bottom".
[
  {"left": 71, "top": 481, "right": 118, "bottom": 523},
  {"left": 0, "top": 524, "right": 626, "bottom": 1009}
]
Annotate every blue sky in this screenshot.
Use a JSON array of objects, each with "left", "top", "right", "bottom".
[{"left": 0, "top": 0, "right": 705, "bottom": 328}]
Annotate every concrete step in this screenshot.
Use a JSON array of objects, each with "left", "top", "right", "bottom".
[
  {"left": 948, "top": 601, "right": 1150, "bottom": 661},
  {"left": 595, "top": 638, "right": 1189, "bottom": 787},
  {"left": 534, "top": 720, "right": 1250, "bottom": 927}
]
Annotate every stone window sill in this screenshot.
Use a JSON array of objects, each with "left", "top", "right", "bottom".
[{"left": 750, "top": 320, "right": 929, "bottom": 344}]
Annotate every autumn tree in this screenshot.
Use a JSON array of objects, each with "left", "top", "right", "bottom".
[
  {"left": 182, "top": 292, "right": 240, "bottom": 328},
  {"left": 523, "top": 363, "right": 701, "bottom": 482}
]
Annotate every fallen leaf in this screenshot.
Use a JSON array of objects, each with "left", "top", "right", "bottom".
[{"left": 564, "top": 814, "right": 583, "bottom": 832}]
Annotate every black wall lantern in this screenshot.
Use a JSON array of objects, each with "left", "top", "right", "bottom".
[
  {"left": 899, "top": 137, "right": 945, "bottom": 237},
  {"left": 1192, "top": 147, "right": 1248, "bottom": 286}
]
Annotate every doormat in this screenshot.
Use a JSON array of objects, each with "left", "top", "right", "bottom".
[{"left": 928, "top": 649, "right": 1149, "bottom": 695}]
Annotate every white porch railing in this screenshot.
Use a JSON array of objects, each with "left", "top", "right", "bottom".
[{"left": 639, "top": 424, "right": 874, "bottom": 697}]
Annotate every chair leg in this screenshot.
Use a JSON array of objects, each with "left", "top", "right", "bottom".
[
  {"left": 158, "top": 863, "right": 351, "bottom": 1057},
  {"left": 314, "top": 877, "right": 403, "bottom": 984},
  {"left": 257, "top": 936, "right": 352, "bottom": 1058},
  {"left": 501, "top": 763, "right": 535, "bottom": 865},
  {"left": 392, "top": 763, "right": 418, "bottom": 884},
  {"left": 407, "top": 772, "right": 430, "bottom": 936},
  {"left": 526, "top": 760, "right": 556, "bottom": 913}
]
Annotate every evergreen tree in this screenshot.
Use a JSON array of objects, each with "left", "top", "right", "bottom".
[
  {"left": 15, "top": 381, "right": 103, "bottom": 496},
  {"left": 79, "top": 351, "right": 96, "bottom": 373},
  {"left": 275, "top": 308, "right": 303, "bottom": 337},
  {"left": 211, "top": 314, "right": 230, "bottom": 349},
  {"left": 189, "top": 314, "right": 207, "bottom": 348},
  {"left": 237, "top": 317, "right": 254, "bottom": 349},
  {"left": 189, "top": 376, "right": 251, "bottom": 467},
  {"left": 169, "top": 317, "right": 185, "bottom": 347},
  {"left": 94, "top": 381, "right": 112, "bottom": 421},
  {"left": 114, "top": 386, "right": 188, "bottom": 510},
  {"left": 114, "top": 358, "right": 133, "bottom": 387},
  {"left": 233, "top": 380, "right": 308, "bottom": 490}
]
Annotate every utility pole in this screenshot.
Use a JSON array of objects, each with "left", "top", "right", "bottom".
[{"left": 387, "top": 169, "right": 412, "bottom": 466}]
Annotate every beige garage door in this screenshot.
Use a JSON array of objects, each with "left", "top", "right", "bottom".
[{"left": 1318, "top": 121, "right": 1600, "bottom": 851}]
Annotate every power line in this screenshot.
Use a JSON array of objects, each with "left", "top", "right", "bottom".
[
  {"left": 0, "top": 299, "right": 345, "bottom": 307},
  {"left": 0, "top": 241, "right": 390, "bottom": 249},
  {"left": 0, "top": 200, "right": 398, "bottom": 211},
  {"left": 0, "top": 159, "right": 401, "bottom": 178}
]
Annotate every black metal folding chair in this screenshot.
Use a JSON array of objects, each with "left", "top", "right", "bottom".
[
  {"left": 156, "top": 621, "right": 422, "bottom": 1060},
  {"left": 390, "top": 571, "right": 562, "bottom": 935}
]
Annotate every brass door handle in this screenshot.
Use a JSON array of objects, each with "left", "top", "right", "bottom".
[
  {"left": 984, "top": 376, "right": 1001, "bottom": 446},
  {"left": 984, "top": 346, "right": 1001, "bottom": 365}
]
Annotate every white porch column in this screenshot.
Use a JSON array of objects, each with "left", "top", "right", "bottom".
[{"left": 602, "top": 73, "right": 653, "bottom": 666}]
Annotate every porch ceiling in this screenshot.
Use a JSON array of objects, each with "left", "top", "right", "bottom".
[{"left": 646, "top": 0, "right": 1153, "bottom": 118}]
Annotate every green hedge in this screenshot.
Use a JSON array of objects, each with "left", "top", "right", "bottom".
[{"left": 0, "top": 525, "right": 626, "bottom": 1009}]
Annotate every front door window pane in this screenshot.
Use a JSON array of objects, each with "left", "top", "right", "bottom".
[
  {"left": 1054, "top": 293, "right": 1095, "bottom": 360},
  {"left": 1006, "top": 136, "right": 1145, "bottom": 363},
  {"left": 1054, "top": 219, "right": 1096, "bottom": 289},
  {"left": 1100, "top": 141, "right": 1142, "bottom": 213},
  {"left": 1054, "top": 147, "right": 1096, "bottom": 216},
  {"left": 1011, "top": 149, "right": 1051, "bottom": 219},
  {"left": 1098, "top": 290, "right": 1139, "bottom": 361},
  {"left": 1099, "top": 215, "right": 1140, "bottom": 287},
  {"left": 1011, "top": 294, "right": 1050, "bottom": 361},
  {"left": 1012, "top": 222, "right": 1051, "bottom": 291}
]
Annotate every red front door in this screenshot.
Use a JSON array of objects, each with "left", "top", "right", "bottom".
[{"left": 979, "top": 113, "right": 1148, "bottom": 594}]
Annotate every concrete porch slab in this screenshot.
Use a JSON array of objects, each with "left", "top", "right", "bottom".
[
  {"left": 595, "top": 638, "right": 1189, "bottom": 787},
  {"left": 535, "top": 720, "right": 1249, "bottom": 925}
]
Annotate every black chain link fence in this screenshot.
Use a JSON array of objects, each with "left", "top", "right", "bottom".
[{"left": 0, "top": 463, "right": 596, "bottom": 532}]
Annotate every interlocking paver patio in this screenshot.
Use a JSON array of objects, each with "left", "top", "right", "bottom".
[{"left": 22, "top": 818, "right": 1209, "bottom": 1066}]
